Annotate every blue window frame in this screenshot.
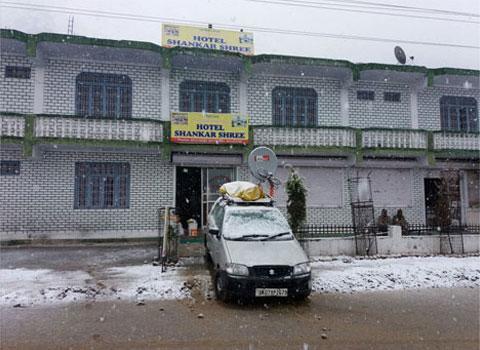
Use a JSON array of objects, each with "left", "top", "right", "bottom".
[
  {"left": 357, "top": 90, "right": 375, "bottom": 101},
  {"left": 179, "top": 80, "right": 230, "bottom": 113},
  {"left": 5, "top": 66, "right": 31, "bottom": 79},
  {"left": 0, "top": 160, "right": 20, "bottom": 175},
  {"left": 76, "top": 73, "right": 132, "bottom": 118},
  {"left": 440, "top": 96, "right": 478, "bottom": 132},
  {"left": 75, "top": 162, "right": 130, "bottom": 209},
  {"left": 272, "top": 87, "right": 317, "bottom": 127},
  {"left": 384, "top": 92, "right": 401, "bottom": 102}
]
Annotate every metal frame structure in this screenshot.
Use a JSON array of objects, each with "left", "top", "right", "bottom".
[{"left": 348, "top": 174, "right": 378, "bottom": 256}]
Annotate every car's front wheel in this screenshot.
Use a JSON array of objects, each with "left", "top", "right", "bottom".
[{"left": 214, "top": 272, "right": 231, "bottom": 302}]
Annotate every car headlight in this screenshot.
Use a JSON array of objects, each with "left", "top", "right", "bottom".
[
  {"left": 293, "top": 262, "right": 311, "bottom": 276},
  {"left": 226, "top": 263, "right": 249, "bottom": 276}
]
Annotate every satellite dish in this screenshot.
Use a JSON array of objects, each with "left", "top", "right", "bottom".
[
  {"left": 394, "top": 46, "right": 406, "bottom": 65},
  {"left": 248, "top": 147, "right": 278, "bottom": 182}
]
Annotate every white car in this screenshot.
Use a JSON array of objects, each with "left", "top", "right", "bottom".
[{"left": 205, "top": 195, "right": 312, "bottom": 302}]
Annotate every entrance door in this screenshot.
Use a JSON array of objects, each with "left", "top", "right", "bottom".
[
  {"left": 425, "top": 178, "right": 441, "bottom": 226},
  {"left": 201, "top": 168, "right": 235, "bottom": 226},
  {"left": 425, "top": 175, "right": 462, "bottom": 226},
  {"left": 176, "top": 167, "right": 202, "bottom": 234}
]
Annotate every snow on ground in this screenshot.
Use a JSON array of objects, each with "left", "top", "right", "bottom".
[
  {"left": 1, "top": 256, "right": 479, "bottom": 307},
  {"left": 0, "top": 265, "right": 191, "bottom": 307},
  {"left": 311, "top": 256, "right": 480, "bottom": 294}
]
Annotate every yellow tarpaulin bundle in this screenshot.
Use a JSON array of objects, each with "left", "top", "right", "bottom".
[{"left": 219, "top": 181, "right": 265, "bottom": 201}]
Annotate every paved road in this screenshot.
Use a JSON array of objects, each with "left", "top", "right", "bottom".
[
  {"left": 1, "top": 246, "right": 479, "bottom": 349},
  {"left": 1, "top": 287, "right": 478, "bottom": 350}
]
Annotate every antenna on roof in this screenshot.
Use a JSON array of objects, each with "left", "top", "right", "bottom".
[
  {"left": 394, "top": 46, "right": 406, "bottom": 65},
  {"left": 67, "top": 15, "right": 74, "bottom": 35},
  {"left": 208, "top": 24, "right": 213, "bottom": 29}
]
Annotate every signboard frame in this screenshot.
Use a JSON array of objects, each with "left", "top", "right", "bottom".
[
  {"left": 170, "top": 111, "right": 250, "bottom": 145},
  {"left": 162, "top": 24, "right": 254, "bottom": 56}
]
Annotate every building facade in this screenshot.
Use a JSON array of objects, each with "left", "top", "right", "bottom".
[{"left": 1, "top": 29, "right": 479, "bottom": 240}]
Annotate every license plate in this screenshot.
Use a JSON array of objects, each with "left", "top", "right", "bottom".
[{"left": 255, "top": 288, "right": 288, "bottom": 297}]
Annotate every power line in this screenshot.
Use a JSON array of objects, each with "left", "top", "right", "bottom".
[
  {"left": 241, "top": 0, "right": 480, "bottom": 24},
  {"left": 293, "top": 0, "right": 479, "bottom": 17},
  {"left": 1, "top": 1, "right": 479, "bottom": 49}
]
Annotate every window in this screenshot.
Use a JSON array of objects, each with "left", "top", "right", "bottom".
[
  {"left": 440, "top": 96, "right": 478, "bottom": 132},
  {"left": 384, "top": 92, "right": 401, "bottom": 102},
  {"left": 357, "top": 90, "right": 375, "bottom": 101},
  {"left": 75, "top": 162, "right": 130, "bottom": 209},
  {"left": 5, "top": 66, "right": 31, "bottom": 79},
  {"left": 76, "top": 72, "right": 132, "bottom": 118},
  {"left": 0, "top": 160, "right": 20, "bottom": 175},
  {"left": 179, "top": 80, "right": 230, "bottom": 113},
  {"left": 272, "top": 87, "right": 317, "bottom": 127}
]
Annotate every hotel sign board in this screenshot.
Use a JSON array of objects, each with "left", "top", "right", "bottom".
[
  {"left": 162, "top": 24, "right": 254, "bottom": 55},
  {"left": 171, "top": 112, "right": 249, "bottom": 145}
]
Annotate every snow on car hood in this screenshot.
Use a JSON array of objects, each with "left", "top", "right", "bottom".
[{"left": 224, "top": 239, "right": 308, "bottom": 267}]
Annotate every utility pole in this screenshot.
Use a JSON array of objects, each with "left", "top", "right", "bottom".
[{"left": 67, "top": 15, "right": 74, "bottom": 35}]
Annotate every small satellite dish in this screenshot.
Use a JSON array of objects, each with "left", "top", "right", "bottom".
[
  {"left": 248, "top": 147, "right": 278, "bottom": 182},
  {"left": 394, "top": 46, "right": 406, "bottom": 65}
]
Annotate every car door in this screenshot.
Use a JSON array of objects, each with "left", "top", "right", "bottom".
[{"left": 206, "top": 200, "right": 224, "bottom": 266}]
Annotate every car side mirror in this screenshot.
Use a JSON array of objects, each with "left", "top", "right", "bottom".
[{"left": 209, "top": 228, "right": 219, "bottom": 236}]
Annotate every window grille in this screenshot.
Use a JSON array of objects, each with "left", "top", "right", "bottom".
[
  {"left": 272, "top": 87, "right": 317, "bottom": 127},
  {"left": 440, "top": 96, "right": 478, "bottom": 132},
  {"left": 5, "top": 66, "right": 31, "bottom": 79},
  {"left": 179, "top": 80, "right": 230, "bottom": 113},
  {"left": 74, "top": 162, "right": 130, "bottom": 209},
  {"left": 384, "top": 92, "right": 401, "bottom": 102},
  {"left": 0, "top": 160, "right": 20, "bottom": 175},
  {"left": 75, "top": 73, "right": 132, "bottom": 118},
  {"left": 357, "top": 90, "right": 375, "bottom": 101}
]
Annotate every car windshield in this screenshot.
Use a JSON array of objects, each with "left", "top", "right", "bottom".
[{"left": 222, "top": 208, "right": 292, "bottom": 240}]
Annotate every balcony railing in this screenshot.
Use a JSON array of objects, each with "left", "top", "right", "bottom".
[
  {"left": 253, "top": 126, "right": 356, "bottom": 148},
  {"left": 362, "top": 129, "right": 427, "bottom": 149},
  {"left": 0, "top": 115, "right": 25, "bottom": 138},
  {"left": 433, "top": 131, "right": 479, "bottom": 151},
  {"left": 35, "top": 116, "right": 163, "bottom": 142}
]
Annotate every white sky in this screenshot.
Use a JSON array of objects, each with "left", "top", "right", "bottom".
[{"left": 0, "top": 0, "right": 479, "bottom": 69}]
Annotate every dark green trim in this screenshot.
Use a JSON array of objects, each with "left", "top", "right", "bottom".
[
  {"left": 2, "top": 29, "right": 477, "bottom": 78},
  {"left": 23, "top": 116, "right": 35, "bottom": 157},
  {"left": 36, "top": 137, "right": 164, "bottom": 149},
  {"left": 35, "top": 114, "right": 166, "bottom": 125},
  {"left": 1, "top": 111, "right": 167, "bottom": 125},
  {"left": 355, "top": 129, "right": 363, "bottom": 163},
  {"left": 362, "top": 148, "right": 428, "bottom": 156},
  {"left": 242, "top": 56, "right": 252, "bottom": 75},
  {"left": 2, "top": 113, "right": 478, "bottom": 160},
  {"left": 433, "top": 150, "right": 480, "bottom": 158},
  {"left": 253, "top": 124, "right": 356, "bottom": 131},
  {"left": 251, "top": 54, "right": 353, "bottom": 70},
  {"left": 432, "top": 130, "right": 480, "bottom": 136},
  {"left": 427, "top": 71, "right": 434, "bottom": 87},
  {"left": 362, "top": 127, "right": 429, "bottom": 133},
  {"left": 162, "top": 50, "right": 172, "bottom": 69},
  {"left": 170, "top": 143, "right": 248, "bottom": 155},
  {"left": 0, "top": 136, "right": 24, "bottom": 145},
  {"left": 258, "top": 145, "right": 356, "bottom": 155},
  {"left": 357, "top": 63, "right": 428, "bottom": 75},
  {"left": 431, "top": 68, "right": 480, "bottom": 78},
  {"left": 0, "top": 111, "right": 28, "bottom": 117},
  {"left": 427, "top": 132, "right": 435, "bottom": 165}
]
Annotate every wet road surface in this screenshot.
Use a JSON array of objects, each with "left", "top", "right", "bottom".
[{"left": 1, "top": 287, "right": 478, "bottom": 350}]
